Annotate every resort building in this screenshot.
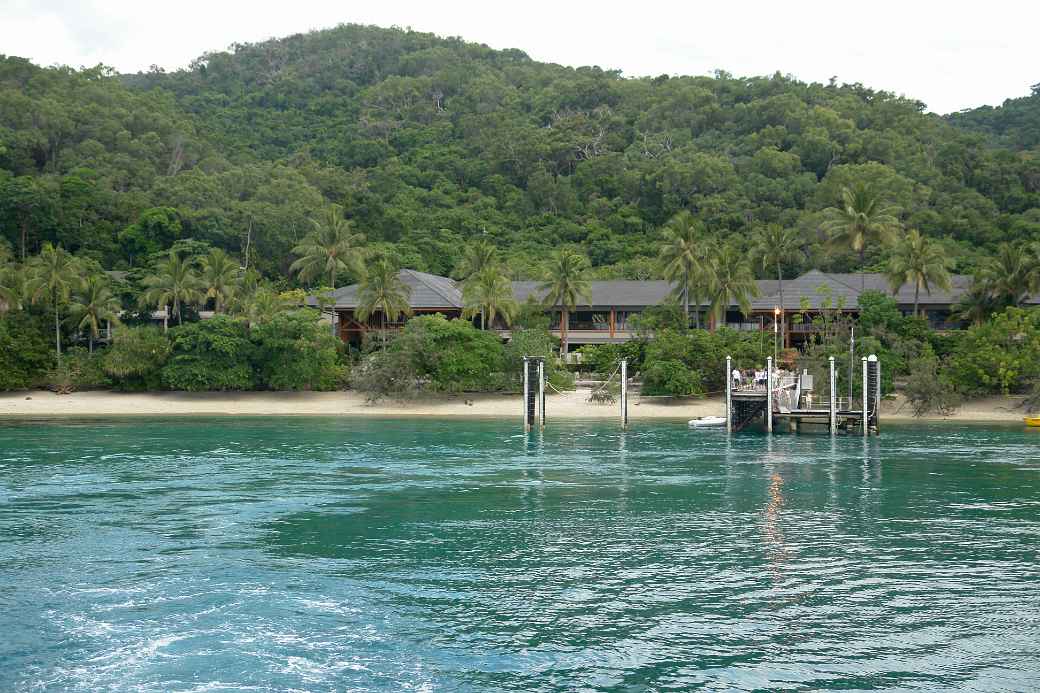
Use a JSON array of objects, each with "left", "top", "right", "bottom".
[{"left": 312, "top": 268, "right": 1039, "bottom": 348}]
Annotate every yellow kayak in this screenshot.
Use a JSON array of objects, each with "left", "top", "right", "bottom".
[{"left": 1025, "top": 417, "right": 1040, "bottom": 427}]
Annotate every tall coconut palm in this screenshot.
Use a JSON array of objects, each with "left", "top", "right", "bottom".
[
  {"left": 355, "top": 260, "right": 412, "bottom": 349},
  {"left": 706, "top": 243, "right": 760, "bottom": 329},
  {"left": 463, "top": 267, "right": 518, "bottom": 329},
  {"left": 749, "top": 223, "right": 804, "bottom": 342},
  {"left": 456, "top": 238, "right": 499, "bottom": 281},
  {"left": 27, "top": 243, "right": 79, "bottom": 359},
  {"left": 67, "top": 275, "right": 122, "bottom": 352},
  {"left": 885, "top": 229, "right": 952, "bottom": 317},
  {"left": 821, "top": 183, "right": 901, "bottom": 291},
  {"left": 539, "top": 248, "right": 592, "bottom": 354},
  {"left": 139, "top": 251, "right": 202, "bottom": 327},
  {"left": 658, "top": 211, "right": 707, "bottom": 328},
  {"left": 199, "top": 248, "right": 240, "bottom": 313},
  {"left": 456, "top": 239, "right": 501, "bottom": 327},
  {"left": 289, "top": 204, "right": 364, "bottom": 289},
  {"left": 978, "top": 242, "right": 1035, "bottom": 309}
]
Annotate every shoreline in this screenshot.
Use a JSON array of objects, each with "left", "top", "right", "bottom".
[{"left": 0, "top": 390, "right": 1032, "bottom": 424}]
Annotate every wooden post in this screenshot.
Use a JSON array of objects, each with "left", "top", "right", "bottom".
[
  {"left": 609, "top": 308, "right": 616, "bottom": 338},
  {"left": 620, "top": 358, "right": 628, "bottom": 430},
  {"left": 828, "top": 356, "right": 836, "bottom": 434},
  {"left": 725, "top": 355, "right": 732, "bottom": 433},
  {"left": 538, "top": 358, "right": 545, "bottom": 430},
  {"left": 766, "top": 356, "right": 773, "bottom": 433},
  {"left": 861, "top": 357, "right": 868, "bottom": 438},
  {"left": 523, "top": 357, "right": 530, "bottom": 433}
]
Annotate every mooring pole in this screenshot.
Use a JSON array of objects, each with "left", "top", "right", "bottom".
[
  {"left": 861, "top": 356, "right": 868, "bottom": 438},
  {"left": 873, "top": 355, "right": 880, "bottom": 436},
  {"left": 766, "top": 356, "right": 773, "bottom": 433},
  {"left": 538, "top": 358, "right": 545, "bottom": 430},
  {"left": 522, "top": 357, "right": 530, "bottom": 433},
  {"left": 620, "top": 358, "right": 628, "bottom": 430},
  {"left": 828, "top": 356, "right": 836, "bottom": 434},
  {"left": 725, "top": 355, "right": 732, "bottom": 433},
  {"left": 849, "top": 326, "right": 855, "bottom": 407}
]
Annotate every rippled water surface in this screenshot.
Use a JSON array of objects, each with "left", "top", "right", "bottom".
[{"left": 1, "top": 418, "right": 1039, "bottom": 691}]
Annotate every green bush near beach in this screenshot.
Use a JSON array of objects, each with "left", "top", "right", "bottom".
[
  {"left": 0, "top": 313, "right": 53, "bottom": 390},
  {"left": 252, "top": 311, "right": 348, "bottom": 391},
  {"left": 948, "top": 307, "right": 1040, "bottom": 396}
]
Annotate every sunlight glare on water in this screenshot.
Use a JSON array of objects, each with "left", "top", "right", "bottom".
[{"left": 1, "top": 417, "right": 1039, "bottom": 691}]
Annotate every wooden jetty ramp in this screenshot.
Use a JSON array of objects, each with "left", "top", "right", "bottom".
[{"left": 725, "top": 355, "right": 881, "bottom": 435}]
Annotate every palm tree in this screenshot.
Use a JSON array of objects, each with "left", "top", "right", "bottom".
[
  {"left": 463, "top": 267, "right": 518, "bottom": 329},
  {"left": 139, "top": 251, "right": 202, "bottom": 327},
  {"left": 199, "top": 248, "right": 240, "bottom": 313},
  {"left": 539, "top": 248, "right": 592, "bottom": 354},
  {"left": 289, "top": 204, "right": 364, "bottom": 289},
  {"left": 456, "top": 238, "right": 499, "bottom": 281},
  {"left": 27, "top": 243, "right": 79, "bottom": 359},
  {"left": 67, "top": 275, "right": 122, "bottom": 352},
  {"left": 978, "top": 242, "right": 1036, "bottom": 309},
  {"left": 0, "top": 258, "right": 24, "bottom": 314},
  {"left": 233, "top": 286, "right": 289, "bottom": 327},
  {"left": 749, "top": 223, "right": 804, "bottom": 342},
  {"left": 951, "top": 281, "right": 997, "bottom": 327},
  {"left": 658, "top": 211, "right": 706, "bottom": 328},
  {"left": 456, "top": 239, "right": 501, "bottom": 327},
  {"left": 706, "top": 243, "right": 760, "bottom": 330},
  {"left": 355, "top": 259, "right": 412, "bottom": 349},
  {"left": 885, "top": 229, "right": 952, "bottom": 317},
  {"left": 821, "top": 183, "right": 901, "bottom": 291}
]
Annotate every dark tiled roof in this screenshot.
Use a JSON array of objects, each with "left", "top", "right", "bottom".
[
  {"left": 311, "top": 269, "right": 1039, "bottom": 312},
  {"left": 310, "top": 269, "right": 462, "bottom": 309}
]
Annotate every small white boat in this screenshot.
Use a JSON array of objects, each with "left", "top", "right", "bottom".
[{"left": 688, "top": 416, "right": 726, "bottom": 428}]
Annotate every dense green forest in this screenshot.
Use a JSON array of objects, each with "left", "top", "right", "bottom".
[{"left": 2, "top": 23, "right": 1038, "bottom": 283}]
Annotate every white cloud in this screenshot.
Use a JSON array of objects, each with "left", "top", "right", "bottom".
[{"left": 1, "top": 0, "right": 1035, "bottom": 113}]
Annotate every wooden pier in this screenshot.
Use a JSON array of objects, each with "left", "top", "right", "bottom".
[{"left": 725, "top": 354, "right": 880, "bottom": 435}]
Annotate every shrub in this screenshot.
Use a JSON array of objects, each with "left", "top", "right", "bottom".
[
  {"left": 103, "top": 325, "right": 171, "bottom": 391},
  {"left": 947, "top": 307, "right": 1040, "bottom": 396},
  {"left": 905, "top": 356, "right": 961, "bottom": 417},
  {"left": 351, "top": 348, "right": 420, "bottom": 402},
  {"left": 44, "top": 347, "right": 110, "bottom": 393},
  {"left": 353, "top": 315, "right": 506, "bottom": 396},
  {"left": 642, "top": 359, "right": 704, "bottom": 397},
  {"left": 161, "top": 316, "right": 256, "bottom": 391},
  {"left": 252, "top": 310, "right": 347, "bottom": 390},
  {"left": 395, "top": 315, "right": 504, "bottom": 392},
  {"left": 0, "top": 313, "right": 53, "bottom": 390},
  {"left": 503, "top": 327, "right": 573, "bottom": 391}
]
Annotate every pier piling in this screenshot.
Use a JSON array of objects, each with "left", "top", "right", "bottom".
[{"left": 725, "top": 356, "right": 732, "bottom": 433}]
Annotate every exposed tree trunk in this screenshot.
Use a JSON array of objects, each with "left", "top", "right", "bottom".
[
  {"left": 560, "top": 308, "right": 569, "bottom": 355},
  {"left": 54, "top": 301, "right": 61, "bottom": 360},
  {"left": 777, "top": 262, "right": 785, "bottom": 349},
  {"left": 860, "top": 248, "right": 866, "bottom": 293},
  {"left": 88, "top": 332, "right": 94, "bottom": 354},
  {"left": 21, "top": 220, "right": 28, "bottom": 261},
  {"left": 914, "top": 282, "right": 920, "bottom": 318},
  {"left": 683, "top": 269, "right": 689, "bottom": 325}
]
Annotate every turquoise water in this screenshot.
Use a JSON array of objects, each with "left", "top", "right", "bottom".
[{"left": 1, "top": 418, "right": 1039, "bottom": 692}]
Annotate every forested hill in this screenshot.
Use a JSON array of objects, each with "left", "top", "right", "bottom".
[
  {"left": 947, "top": 84, "right": 1040, "bottom": 151},
  {"left": 1, "top": 24, "right": 1038, "bottom": 282}
]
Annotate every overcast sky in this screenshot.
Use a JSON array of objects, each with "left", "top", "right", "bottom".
[{"left": 2, "top": 0, "right": 1035, "bottom": 114}]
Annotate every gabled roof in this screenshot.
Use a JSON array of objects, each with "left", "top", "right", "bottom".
[
  {"left": 309, "top": 269, "right": 463, "bottom": 309},
  {"left": 310, "top": 268, "right": 1038, "bottom": 313}
]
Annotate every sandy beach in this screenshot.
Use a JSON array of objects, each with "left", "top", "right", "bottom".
[{"left": 0, "top": 388, "right": 1031, "bottom": 423}]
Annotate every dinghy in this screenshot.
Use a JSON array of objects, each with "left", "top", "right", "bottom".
[
  {"left": 688, "top": 416, "right": 726, "bottom": 428},
  {"left": 1025, "top": 417, "right": 1040, "bottom": 427}
]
